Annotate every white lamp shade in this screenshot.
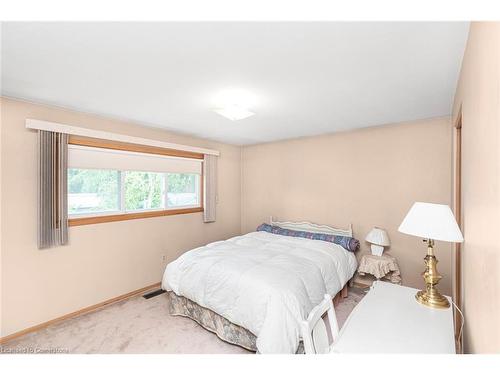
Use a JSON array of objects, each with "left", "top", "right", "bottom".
[
  {"left": 365, "top": 227, "right": 390, "bottom": 246},
  {"left": 398, "top": 202, "right": 464, "bottom": 243}
]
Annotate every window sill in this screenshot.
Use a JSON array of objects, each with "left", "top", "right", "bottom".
[{"left": 68, "top": 207, "right": 204, "bottom": 226}]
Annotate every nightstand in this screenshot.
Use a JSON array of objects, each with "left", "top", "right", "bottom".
[{"left": 356, "top": 254, "right": 401, "bottom": 285}]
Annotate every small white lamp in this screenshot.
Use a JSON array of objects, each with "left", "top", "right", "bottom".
[
  {"left": 365, "top": 227, "right": 390, "bottom": 256},
  {"left": 399, "top": 202, "right": 464, "bottom": 309}
]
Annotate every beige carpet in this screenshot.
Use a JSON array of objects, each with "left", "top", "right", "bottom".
[{"left": 1, "top": 288, "right": 365, "bottom": 354}]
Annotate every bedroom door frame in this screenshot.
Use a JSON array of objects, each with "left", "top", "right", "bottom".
[{"left": 452, "top": 108, "right": 463, "bottom": 352}]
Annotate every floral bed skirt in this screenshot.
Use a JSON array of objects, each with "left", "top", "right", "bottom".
[
  {"left": 168, "top": 291, "right": 258, "bottom": 352},
  {"left": 167, "top": 291, "right": 305, "bottom": 354}
]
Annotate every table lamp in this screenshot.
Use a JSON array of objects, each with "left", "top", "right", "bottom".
[
  {"left": 398, "top": 202, "right": 464, "bottom": 309},
  {"left": 365, "top": 227, "right": 390, "bottom": 256}
]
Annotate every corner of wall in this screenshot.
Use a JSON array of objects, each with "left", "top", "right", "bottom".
[{"left": 239, "top": 145, "right": 244, "bottom": 235}]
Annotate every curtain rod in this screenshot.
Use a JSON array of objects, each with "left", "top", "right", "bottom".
[{"left": 25, "top": 119, "right": 220, "bottom": 156}]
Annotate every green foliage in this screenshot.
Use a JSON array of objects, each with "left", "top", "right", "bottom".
[
  {"left": 68, "top": 169, "right": 119, "bottom": 213},
  {"left": 167, "top": 173, "right": 195, "bottom": 193},
  {"left": 167, "top": 173, "right": 198, "bottom": 206},
  {"left": 125, "top": 171, "right": 163, "bottom": 210},
  {"left": 68, "top": 169, "right": 199, "bottom": 214}
]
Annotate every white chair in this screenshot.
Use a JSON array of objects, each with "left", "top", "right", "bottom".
[{"left": 300, "top": 294, "right": 340, "bottom": 354}]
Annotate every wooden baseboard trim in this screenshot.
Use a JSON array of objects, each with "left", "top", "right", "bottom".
[{"left": 0, "top": 282, "right": 161, "bottom": 345}]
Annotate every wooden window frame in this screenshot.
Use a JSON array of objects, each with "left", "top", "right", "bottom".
[
  {"left": 452, "top": 108, "right": 463, "bottom": 352},
  {"left": 68, "top": 135, "right": 204, "bottom": 227}
]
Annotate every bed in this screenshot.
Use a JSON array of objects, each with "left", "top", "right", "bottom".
[{"left": 161, "top": 218, "right": 358, "bottom": 354}]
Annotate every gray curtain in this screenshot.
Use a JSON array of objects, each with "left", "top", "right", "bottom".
[
  {"left": 38, "top": 130, "right": 68, "bottom": 249},
  {"left": 203, "top": 154, "right": 217, "bottom": 223}
]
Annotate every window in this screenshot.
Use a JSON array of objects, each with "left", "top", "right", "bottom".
[
  {"left": 167, "top": 173, "right": 200, "bottom": 208},
  {"left": 125, "top": 171, "right": 165, "bottom": 211},
  {"left": 68, "top": 169, "right": 120, "bottom": 215},
  {"left": 67, "top": 143, "right": 203, "bottom": 225}
]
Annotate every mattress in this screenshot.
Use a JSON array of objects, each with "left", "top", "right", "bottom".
[{"left": 162, "top": 231, "right": 357, "bottom": 353}]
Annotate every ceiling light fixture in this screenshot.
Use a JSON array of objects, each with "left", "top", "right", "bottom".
[
  {"left": 212, "top": 105, "right": 255, "bottom": 121},
  {"left": 211, "top": 88, "right": 257, "bottom": 121}
]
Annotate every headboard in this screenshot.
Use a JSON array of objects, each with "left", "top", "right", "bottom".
[{"left": 269, "top": 216, "right": 353, "bottom": 237}]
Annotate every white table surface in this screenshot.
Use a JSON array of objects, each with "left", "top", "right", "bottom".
[{"left": 333, "top": 281, "right": 456, "bottom": 353}]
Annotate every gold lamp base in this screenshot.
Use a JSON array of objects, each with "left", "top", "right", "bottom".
[
  {"left": 415, "top": 289, "right": 450, "bottom": 309},
  {"left": 415, "top": 239, "right": 450, "bottom": 309}
]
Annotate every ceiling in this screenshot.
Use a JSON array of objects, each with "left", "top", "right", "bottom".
[{"left": 1, "top": 22, "right": 469, "bottom": 145}]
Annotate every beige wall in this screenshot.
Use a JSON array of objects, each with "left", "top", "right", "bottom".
[
  {"left": 452, "top": 22, "right": 500, "bottom": 353},
  {"left": 0, "top": 97, "right": 242, "bottom": 337},
  {"left": 241, "top": 117, "right": 453, "bottom": 294}
]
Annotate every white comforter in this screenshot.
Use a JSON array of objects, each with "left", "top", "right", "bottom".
[{"left": 162, "top": 231, "right": 357, "bottom": 354}]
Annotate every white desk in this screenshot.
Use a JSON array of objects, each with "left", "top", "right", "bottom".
[{"left": 333, "top": 281, "right": 456, "bottom": 353}]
